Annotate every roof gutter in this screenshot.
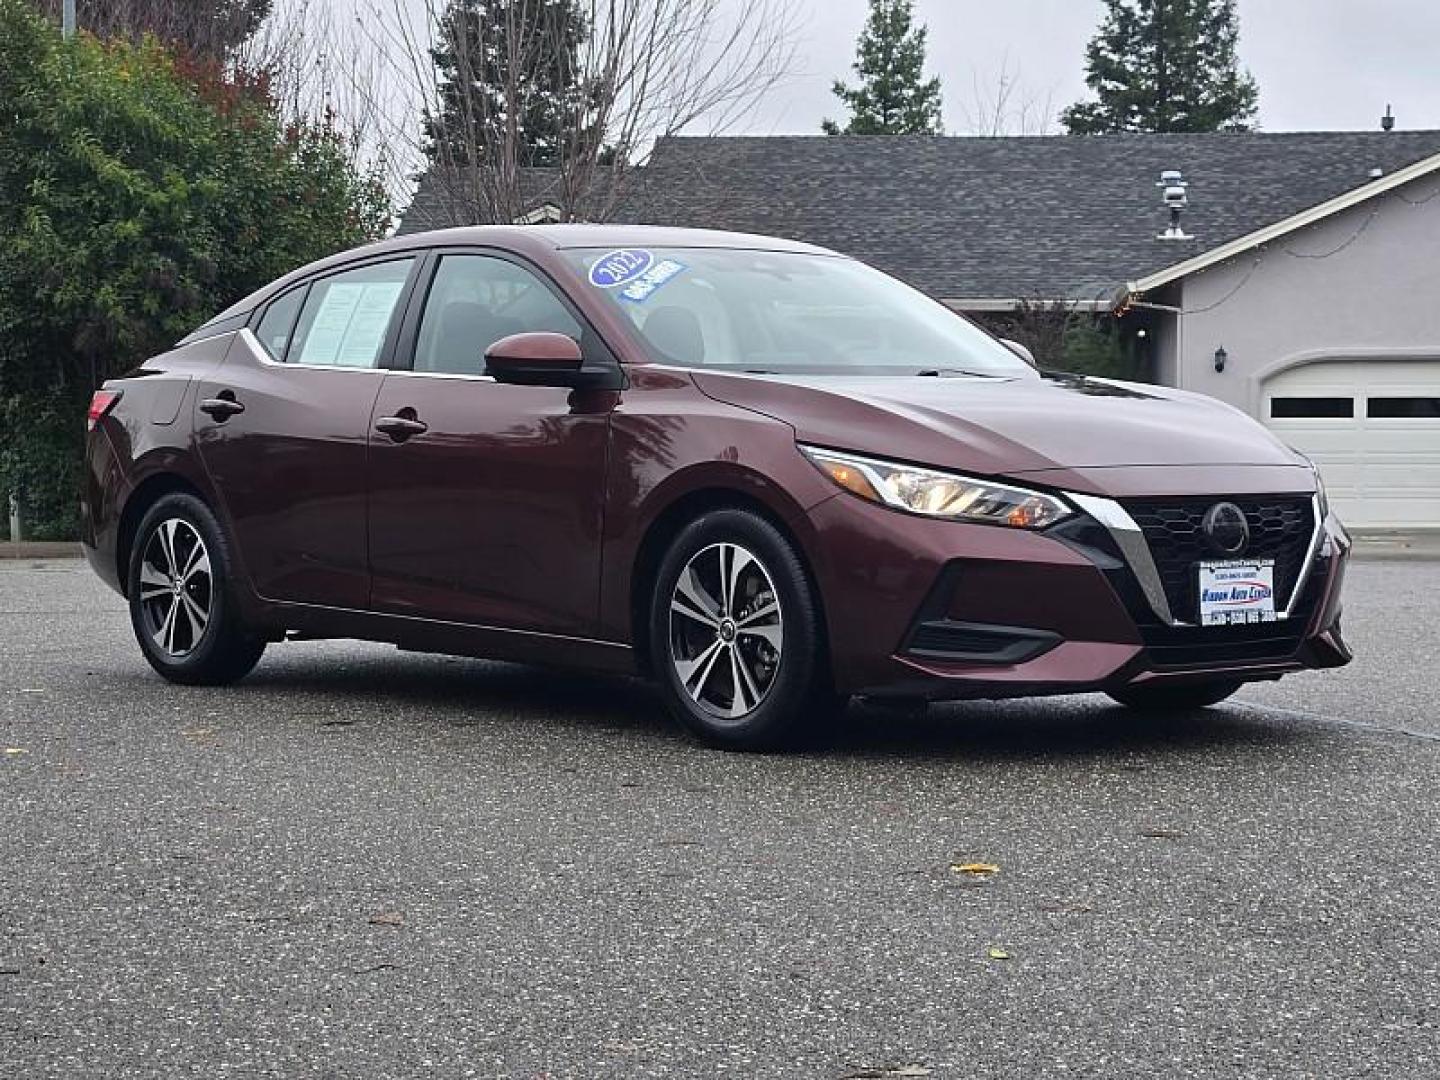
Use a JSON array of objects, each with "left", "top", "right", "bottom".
[{"left": 942, "top": 298, "right": 1115, "bottom": 313}]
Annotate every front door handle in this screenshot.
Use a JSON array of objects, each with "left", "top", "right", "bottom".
[
  {"left": 200, "top": 394, "right": 245, "bottom": 420},
  {"left": 375, "top": 414, "right": 429, "bottom": 441}
]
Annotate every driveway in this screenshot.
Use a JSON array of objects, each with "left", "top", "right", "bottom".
[{"left": 2, "top": 558, "right": 1437, "bottom": 1078}]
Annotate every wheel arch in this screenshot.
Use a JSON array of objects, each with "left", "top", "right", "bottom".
[
  {"left": 628, "top": 485, "right": 831, "bottom": 680},
  {"left": 115, "top": 473, "right": 207, "bottom": 596}
]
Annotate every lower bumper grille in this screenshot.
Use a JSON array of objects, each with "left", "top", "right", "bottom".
[
  {"left": 1122, "top": 495, "right": 1315, "bottom": 621},
  {"left": 1136, "top": 557, "right": 1329, "bottom": 669}
]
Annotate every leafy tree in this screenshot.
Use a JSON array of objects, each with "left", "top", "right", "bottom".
[
  {"left": 424, "top": 0, "right": 595, "bottom": 169},
  {"left": 30, "top": 0, "right": 271, "bottom": 62},
  {"left": 0, "top": 0, "right": 389, "bottom": 538},
  {"left": 822, "top": 0, "right": 943, "bottom": 135},
  {"left": 1062, "top": 0, "right": 1259, "bottom": 134}
]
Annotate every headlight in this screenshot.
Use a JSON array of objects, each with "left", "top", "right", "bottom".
[{"left": 800, "top": 445, "right": 1072, "bottom": 529}]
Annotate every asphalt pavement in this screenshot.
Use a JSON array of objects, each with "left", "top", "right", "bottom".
[{"left": 2, "top": 557, "right": 1437, "bottom": 1079}]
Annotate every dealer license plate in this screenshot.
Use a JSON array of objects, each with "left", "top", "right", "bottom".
[{"left": 1197, "top": 560, "right": 1277, "bottom": 626}]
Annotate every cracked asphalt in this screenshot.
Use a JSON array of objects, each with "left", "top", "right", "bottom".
[{"left": 2, "top": 557, "right": 1438, "bottom": 1079}]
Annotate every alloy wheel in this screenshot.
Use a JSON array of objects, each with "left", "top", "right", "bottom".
[
  {"left": 668, "top": 542, "right": 784, "bottom": 721},
  {"left": 137, "top": 518, "right": 213, "bottom": 658}
]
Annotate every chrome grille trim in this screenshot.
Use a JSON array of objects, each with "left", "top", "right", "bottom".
[{"left": 1066, "top": 492, "right": 1325, "bottom": 628}]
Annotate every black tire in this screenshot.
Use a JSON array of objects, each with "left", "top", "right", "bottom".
[
  {"left": 649, "top": 509, "right": 841, "bottom": 751},
  {"left": 1107, "top": 679, "right": 1242, "bottom": 712},
  {"left": 127, "top": 492, "right": 266, "bottom": 686}
]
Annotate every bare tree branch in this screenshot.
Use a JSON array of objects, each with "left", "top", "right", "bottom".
[{"left": 357, "top": 0, "right": 798, "bottom": 227}]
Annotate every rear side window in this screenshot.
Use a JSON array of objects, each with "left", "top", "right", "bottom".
[
  {"left": 253, "top": 286, "right": 306, "bottom": 361},
  {"left": 289, "top": 259, "right": 416, "bottom": 369}
]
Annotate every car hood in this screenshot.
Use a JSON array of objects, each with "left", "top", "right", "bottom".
[{"left": 692, "top": 370, "right": 1311, "bottom": 487}]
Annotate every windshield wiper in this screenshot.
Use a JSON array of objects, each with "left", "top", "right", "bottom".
[{"left": 915, "top": 367, "right": 998, "bottom": 379}]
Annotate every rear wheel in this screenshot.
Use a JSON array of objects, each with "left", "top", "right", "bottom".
[
  {"left": 127, "top": 493, "right": 265, "bottom": 686},
  {"left": 1107, "top": 680, "right": 1242, "bottom": 712},
  {"left": 650, "top": 509, "right": 839, "bottom": 750}
]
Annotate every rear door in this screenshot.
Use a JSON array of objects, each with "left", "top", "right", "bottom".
[
  {"left": 196, "top": 256, "right": 419, "bottom": 609},
  {"left": 366, "top": 250, "right": 616, "bottom": 637}
]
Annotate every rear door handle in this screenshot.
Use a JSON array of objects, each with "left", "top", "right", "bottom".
[
  {"left": 375, "top": 414, "right": 429, "bottom": 441},
  {"left": 199, "top": 395, "right": 245, "bottom": 420}
]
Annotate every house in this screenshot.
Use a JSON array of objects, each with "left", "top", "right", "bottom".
[{"left": 398, "top": 132, "right": 1440, "bottom": 529}]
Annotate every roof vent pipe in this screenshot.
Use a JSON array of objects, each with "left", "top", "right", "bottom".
[
  {"left": 1382, "top": 104, "right": 1395, "bottom": 132},
  {"left": 1157, "top": 170, "right": 1193, "bottom": 241}
]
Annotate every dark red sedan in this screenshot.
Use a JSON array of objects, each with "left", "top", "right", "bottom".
[{"left": 82, "top": 226, "right": 1352, "bottom": 749}]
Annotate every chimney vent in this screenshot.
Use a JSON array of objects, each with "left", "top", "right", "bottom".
[
  {"left": 1157, "top": 170, "right": 1193, "bottom": 241},
  {"left": 1382, "top": 105, "right": 1396, "bottom": 132}
]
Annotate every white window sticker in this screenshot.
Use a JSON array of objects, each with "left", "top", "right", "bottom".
[
  {"left": 618, "top": 259, "right": 687, "bottom": 304},
  {"left": 298, "top": 281, "right": 403, "bottom": 367}
]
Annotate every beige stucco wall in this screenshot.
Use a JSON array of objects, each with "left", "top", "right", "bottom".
[{"left": 1163, "top": 171, "right": 1440, "bottom": 415}]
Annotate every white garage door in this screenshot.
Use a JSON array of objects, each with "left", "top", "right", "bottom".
[{"left": 1263, "top": 359, "right": 1440, "bottom": 529}]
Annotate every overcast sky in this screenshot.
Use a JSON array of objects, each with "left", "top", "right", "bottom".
[{"left": 734, "top": 0, "right": 1440, "bottom": 136}]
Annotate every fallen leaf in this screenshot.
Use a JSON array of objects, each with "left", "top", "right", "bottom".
[
  {"left": 988, "top": 947, "right": 1011, "bottom": 961},
  {"left": 951, "top": 862, "right": 1000, "bottom": 877},
  {"left": 368, "top": 911, "right": 404, "bottom": 927}
]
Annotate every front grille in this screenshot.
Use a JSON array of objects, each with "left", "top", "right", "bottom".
[{"left": 1123, "top": 496, "right": 1316, "bottom": 621}]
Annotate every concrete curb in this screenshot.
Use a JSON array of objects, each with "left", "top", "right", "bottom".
[
  {"left": 1350, "top": 533, "right": 1440, "bottom": 562},
  {"left": 0, "top": 542, "right": 83, "bottom": 559}
]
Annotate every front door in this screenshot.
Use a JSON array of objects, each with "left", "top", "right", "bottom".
[
  {"left": 195, "top": 256, "right": 417, "bottom": 609},
  {"left": 366, "top": 252, "right": 615, "bottom": 638}
]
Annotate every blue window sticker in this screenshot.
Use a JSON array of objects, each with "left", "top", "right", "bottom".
[
  {"left": 589, "top": 249, "right": 655, "bottom": 288},
  {"left": 618, "top": 259, "right": 687, "bottom": 303}
]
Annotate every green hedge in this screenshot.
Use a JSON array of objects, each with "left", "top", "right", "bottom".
[{"left": 0, "top": 0, "right": 389, "bottom": 540}]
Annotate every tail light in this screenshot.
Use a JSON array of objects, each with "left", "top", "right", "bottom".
[{"left": 87, "top": 389, "right": 122, "bottom": 431}]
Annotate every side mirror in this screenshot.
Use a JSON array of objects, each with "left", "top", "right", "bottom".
[
  {"left": 485, "top": 332, "right": 584, "bottom": 386},
  {"left": 1001, "top": 338, "right": 1037, "bottom": 368}
]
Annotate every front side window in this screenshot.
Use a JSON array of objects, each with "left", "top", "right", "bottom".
[
  {"left": 563, "top": 247, "right": 1034, "bottom": 377},
  {"left": 289, "top": 258, "right": 416, "bottom": 369},
  {"left": 414, "top": 254, "right": 582, "bottom": 376}
]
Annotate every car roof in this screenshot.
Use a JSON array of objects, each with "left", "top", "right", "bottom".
[{"left": 186, "top": 224, "right": 841, "bottom": 342}]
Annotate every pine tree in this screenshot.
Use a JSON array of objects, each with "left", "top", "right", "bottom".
[
  {"left": 425, "top": 0, "right": 592, "bottom": 168},
  {"left": 822, "top": 0, "right": 943, "bottom": 136},
  {"left": 1062, "top": 0, "right": 1259, "bottom": 134}
]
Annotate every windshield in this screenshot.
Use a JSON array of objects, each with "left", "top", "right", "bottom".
[{"left": 564, "top": 247, "right": 1034, "bottom": 377}]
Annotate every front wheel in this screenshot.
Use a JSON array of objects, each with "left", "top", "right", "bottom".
[
  {"left": 650, "top": 509, "right": 840, "bottom": 751},
  {"left": 127, "top": 492, "right": 266, "bottom": 686},
  {"left": 1107, "top": 679, "right": 1242, "bottom": 712}
]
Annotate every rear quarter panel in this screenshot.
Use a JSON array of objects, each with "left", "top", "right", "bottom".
[{"left": 83, "top": 334, "right": 232, "bottom": 595}]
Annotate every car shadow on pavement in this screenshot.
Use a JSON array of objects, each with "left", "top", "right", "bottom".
[
  {"left": 236, "top": 648, "right": 679, "bottom": 740},
  {"left": 220, "top": 645, "right": 1320, "bottom": 762},
  {"left": 827, "top": 696, "right": 1321, "bottom": 763}
]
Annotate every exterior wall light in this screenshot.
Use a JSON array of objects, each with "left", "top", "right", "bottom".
[{"left": 1214, "top": 346, "right": 1228, "bottom": 373}]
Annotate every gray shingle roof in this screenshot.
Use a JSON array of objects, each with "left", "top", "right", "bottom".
[{"left": 397, "top": 131, "right": 1440, "bottom": 300}]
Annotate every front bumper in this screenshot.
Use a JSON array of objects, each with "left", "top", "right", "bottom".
[{"left": 809, "top": 485, "right": 1351, "bottom": 700}]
